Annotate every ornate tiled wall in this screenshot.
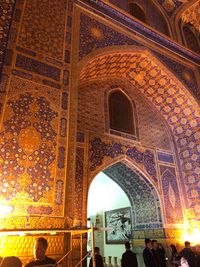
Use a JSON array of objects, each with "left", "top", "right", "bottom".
[
  {"left": 79, "top": 12, "right": 200, "bottom": 101},
  {"left": 0, "top": 0, "right": 16, "bottom": 79},
  {"left": 79, "top": 50, "right": 200, "bottom": 217},
  {"left": 78, "top": 79, "right": 172, "bottom": 151}
]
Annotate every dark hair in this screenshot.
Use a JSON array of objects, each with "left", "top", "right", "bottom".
[
  {"left": 94, "top": 247, "right": 100, "bottom": 252},
  {"left": 36, "top": 237, "right": 48, "bottom": 249},
  {"left": 145, "top": 238, "right": 151, "bottom": 245},
  {"left": 125, "top": 241, "right": 131, "bottom": 249},
  {"left": 1, "top": 256, "right": 22, "bottom": 267},
  {"left": 185, "top": 241, "right": 190, "bottom": 247},
  {"left": 170, "top": 244, "right": 178, "bottom": 254}
]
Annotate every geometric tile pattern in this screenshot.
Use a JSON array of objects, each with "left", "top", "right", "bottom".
[
  {"left": 159, "top": 165, "right": 183, "bottom": 224},
  {"left": 18, "top": 0, "right": 66, "bottom": 59},
  {"left": 79, "top": 13, "right": 139, "bottom": 60},
  {"left": 81, "top": 51, "right": 200, "bottom": 216},
  {"left": 78, "top": 80, "right": 172, "bottom": 151},
  {"left": 0, "top": 75, "right": 66, "bottom": 220},
  {"left": 104, "top": 162, "right": 163, "bottom": 229},
  {"left": 79, "top": 12, "right": 200, "bottom": 101},
  {"left": 0, "top": 0, "right": 15, "bottom": 79},
  {"left": 89, "top": 137, "right": 157, "bottom": 184},
  {"left": 0, "top": 92, "right": 58, "bottom": 202}
]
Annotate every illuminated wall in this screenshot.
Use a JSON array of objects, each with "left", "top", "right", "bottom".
[{"left": 0, "top": 0, "right": 199, "bottom": 264}]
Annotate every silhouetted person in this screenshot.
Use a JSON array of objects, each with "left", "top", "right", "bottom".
[
  {"left": 143, "top": 238, "right": 157, "bottom": 267},
  {"left": 25, "top": 237, "right": 56, "bottom": 267},
  {"left": 89, "top": 247, "right": 103, "bottom": 267},
  {"left": 0, "top": 256, "right": 22, "bottom": 267},
  {"left": 158, "top": 243, "right": 167, "bottom": 267},
  {"left": 121, "top": 241, "right": 138, "bottom": 267},
  {"left": 179, "top": 241, "right": 195, "bottom": 267},
  {"left": 152, "top": 240, "right": 160, "bottom": 267}
]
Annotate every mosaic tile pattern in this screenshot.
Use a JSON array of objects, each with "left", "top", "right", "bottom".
[
  {"left": 79, "top": 13, "right": 140, "bottom": 60},
  {"left": 79, "top": 12, "right": 199, "bottom": 100},
  {"left": 78, "top": 79, "right": 172, "bottom": 151},
  {"left": 89, "top": 137, "right": 157, "bottom": 184},
  {"left": 0, "top": 76, "right": 66, "bottom": 218},
  {"left": 78, "top": 2, "right": 200, "bottom": 65},
  {"left": 0, "top": 0, "right": 16, "bottom": 79},
  {"left": 0, "top": 92, "right": 58, "bottom": 202},
  {"left": 159, "top": 165, "right": 183, "bottom": 224},
  {"left": 18, "top": 0, "right": 66, "bottom": 59},
  {"left": 74, "top": 147, "right": 84, "bottom": 221},
  {"left": 154, "top": 52, "right": 200, "bottom": 101},
  {"left": 104, "top": 162, "right": 163, "bottom": 229},
  {"left": 16, "top": 54, "right": 61, "bottom": 81},
  {"left": 81, "top": 51, "right": 200, "bottom": 216}
]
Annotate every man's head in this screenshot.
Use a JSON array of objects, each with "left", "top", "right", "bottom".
[
  {"left": 125, "top": 241, "right": 131, "bottom": 250},
  {"left": 34, "top": 237, "right": 48, "bottom": 260},
  {"left": 185, "top": 241, "right": 191, "bottom": 248},
  {"left": 94, "top": 247, "right": 100, "bottom": 254},
  {"left": 152, "top": 240, "right": 158, "bottom": 249},
  {"left": 145, "top": 238, "right": 152, "bottom": 249}
]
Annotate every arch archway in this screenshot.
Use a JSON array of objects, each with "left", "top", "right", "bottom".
[{"left": 79, "top": 48, "right": 200, "bottom": 219}]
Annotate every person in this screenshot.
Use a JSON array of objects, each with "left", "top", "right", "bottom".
[
  {"left": 178, "top": 256, "right": 189, "bottom": 267},
  {"left": 169, "top": 244, "right": 180, "bottom": 267},
  {"left": 25, "top": 237, "right": 56, "bottom": 267},
  {"left": 0, "top": 256, "right": 22, "bottom": 267},
  {"left": 143, "top": 238, "right": 156, "bottom": 267},
  {"left": 179, "top": 242, "right": 195, "bottom": 267},
  {"left": 121, "top": 241, "right": 138, "bottom": 267},
  {"left": 152, "top": 240, "right": 160, "bottom": 267},
  {"left": 157, "top": 243, "right": 167, "bottom": 267},
  {"left": 89, "top": 247, "right": 103, "bottom": 267}
]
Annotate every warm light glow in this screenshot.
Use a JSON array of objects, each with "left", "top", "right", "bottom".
[
  {"left": 0, "top": 204, "right": 13, "bottom": 217},
  {"left": 182, "top": 227, "right": 200, "bottom": 246}
]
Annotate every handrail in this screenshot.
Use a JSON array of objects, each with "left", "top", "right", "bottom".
[
  {"left": 57, "top": 250, "right": 72, "bottom": 265},
  {"left": 74, "top": 251, "right": 90, "bottom": 267}
]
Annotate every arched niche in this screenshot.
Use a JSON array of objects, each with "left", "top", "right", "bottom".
[
  {"left": 129, "top": 3, "right": 146, "bottom": 24},
  {"left": 183, "top": 24, "right": 200, "bottom": 54}
]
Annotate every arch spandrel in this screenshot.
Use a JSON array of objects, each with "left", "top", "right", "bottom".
[{"left": 79, "top": 49, "right": 200, "bottom": 216}]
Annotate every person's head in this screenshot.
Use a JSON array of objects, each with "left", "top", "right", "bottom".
[
  {"left": 152, "top": 240, "right": 158, "bottom": 249},
  {"left": 125, "top": 241, "right": 131, "bottom": 250},
  {"left": 170, "top": 244, "right": 177, "bottom": 254},
  {"left": 185, "top": 241, "right": 190, "bottom": 248},
  {"left": 34, "top": 237, "right": 48, "bottom": 260},
  {"left": 94, "top": 247, "right": 100, "bottom": 254},
  {"left": 145, "top": 238, "right": 152, "bottom": 249},
  {"left": 0, "top": 256, "right": 22, "bottom": 267},
  {"left": 158, "top": 243, "right": 164, "bottom": 250}
]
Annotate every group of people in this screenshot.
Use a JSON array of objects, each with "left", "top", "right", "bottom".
[
  {"left": 143, "top": 239, "right": 196, "bottom": 267},
  {"left": 0, "top": 237, "right": 56, "bottom": 267},
  {"left": 90, "top": 239, "right": 199, "bottom": 267},
  {"left": 0, "top": 237, "right": 199, "bottom": 267}
]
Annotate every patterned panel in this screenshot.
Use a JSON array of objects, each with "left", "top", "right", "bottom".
[
  {"left": 18, "top": 0, "right": 66, "bottom": 59},
  {"left": 80, "top": 51, "right": 200, "bottom": 216},
  {"left": 157, "top": 152, "right": 174, "bottom": 163},
  {"left": 74, "top": 147, "right": 84, "bottom": 222},
  {"left": 0, "top": 76, "right": 66, "bottom": 219},
  {"left": 79, "top": 13, "right": 140, "bottom": 60},
  {"left": 0, "top": 92, "right": 57, "bottom": 202},
  {"left": 159, "top": 165, "right": 183, "bottom": 224},
  {"left": 78, "top": 79, "right": 172, "bottom": 151},
  {"left": 89, "top": 137, "right": 157, "bottom": 183},
  {"left": 79, "top": 13, "right": 199, "bottom": 101},
  {"left": 104, "top": 162, "right": 163, "bottom": 229},
  {"left": 16, "top": 54, "right": 61, "bottom": 81},
  {"left": 0, "top": 0, "right": 15, "bottom": 79}
]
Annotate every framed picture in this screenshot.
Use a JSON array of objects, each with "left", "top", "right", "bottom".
[{"left": 105, "top": 207, "right": 132, "bottom": 244}]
